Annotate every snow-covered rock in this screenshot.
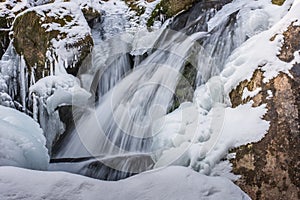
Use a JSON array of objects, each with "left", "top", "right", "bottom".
[
  {"left": 226, "top": 0, "right": 300, "bottom": 198},
  {"left": 0, "top": 105, "right": 49, "bottom": 170},
  {"left": 0, "top": 166, "right": 250, "bottom": 200},
  {"left": 12, "top": 2, "right": 93, "bottom": 81},
  {"left": 0, "top": 0, "right": 55, "bottom": 58},
  {"left": 30, "top": 74, "right": 91, "bottom": 114}
]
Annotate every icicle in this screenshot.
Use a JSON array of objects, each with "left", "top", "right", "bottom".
[
  {"left": 50, "top": 58, "right": 54, "bottom": 76},
  {"left": 30, "top": 65, "right": 36, "bottom": 86},
  {"left": 19, "top": 55, "right": 26, "bottom": 112},
  {"left": 32, "top": 93, "right": 38, "bottom": 122}
]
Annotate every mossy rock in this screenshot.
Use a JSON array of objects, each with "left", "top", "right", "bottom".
[
  {"left": 124, "top": 0, "right": 149, "bottom": 16},
  {"left": 147, "top": 0, "right": 199, "bottom": 27},
  {"left": 12, "top": 2, "right": 93, "bottom": 81},
  {"left": 272, "top": 0, "right": 286, "bottom": 6},
  {"left": 0, "top": 0, "right": 57, "bottom": 59}
]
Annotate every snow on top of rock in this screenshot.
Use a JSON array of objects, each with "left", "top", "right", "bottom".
[
  {"left": 0, "top": 105, "right": 49, "bottom": 170},
  {"left": 0, "top": 166, "right": 250, "bottom": 200},
  {"left": 30, "top": 74, "right": 91, "bottom": 113},
  {"left": 151, "top": 0, "right": 299, "bottom": 178},
  {"left": 126, "top": 0, "right": 162, "bottom": 30},
  {"left": 0, "top": 0, "right": 53, "bottom": 18},
  {"left": 12, "top": 1, "right": 93, "bottom": 74},
  {"left": 221, "top": 0, "right": 300, "bottom": 94},
  {"left": 17, "top": 2, "right": 91, "bottom": 44}
]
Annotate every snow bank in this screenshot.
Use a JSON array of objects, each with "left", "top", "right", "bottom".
[
  {"left": 0, "top": 106, "right": 49, "bottom": 170},
  {"left": 0, "top": 166, "right": 250, "bottom": 200},
  {"left": 152, "top": 100, "right": 269, "bottom": 176}
]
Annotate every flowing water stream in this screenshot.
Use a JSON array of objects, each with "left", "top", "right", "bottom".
[{"left": 49, "top": 0, "right": 261, "bottom": 180}]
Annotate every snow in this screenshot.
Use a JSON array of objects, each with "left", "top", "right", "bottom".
[
  {"left": 0, "top": 0, "right": 299, "bottom": 198},
  {"left": 13, "top": 2, "right": 92, "bottom": 74},
  {"left": 0, "top": 0, "right": 53, "bottom": 18},
  {"left": 29, "top": 74, "right": 91, "bottom": 113},
  {"left": 0, "top": 106, "right": 49, "bottom": 170},
  {"left": 221, "top": 0, "right": 300, "bottom": 94},
  {"left": 149, "top": 0, "right": 300, "bottom": 176},
  {"left": 126, "top": 0, "right": 162, "bottom": 30},
  {"left": 242, "top": 87, "right": 262, "bottom": 100},
  {"left": 152, "top": 100, "right": 269, "bottom": 176},
  {"left": 18, "top": 2, "right": 91, "bottom": 74},
  {"left": 0, "top": 166, "right": 250, "bottom": 200}
]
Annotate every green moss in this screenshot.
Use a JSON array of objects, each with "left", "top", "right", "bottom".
[
  {"left": 147, "top": 0, "right": 198, "bottom": 27},
  {"left": 272, "top": 0, "right": 286, "bottom": 5}
]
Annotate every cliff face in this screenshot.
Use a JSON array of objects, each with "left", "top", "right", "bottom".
[{"left": 229, "top": 23, "right": 300, "bottom": 199}]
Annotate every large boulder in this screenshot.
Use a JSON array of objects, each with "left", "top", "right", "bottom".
[
  {"left": 12, "top": 2, "right": 93, "bottom": 82},
  {"left": 229, "top": 23, "right": 300, "bottom": 199},
  {"left": 0, "top": 0, "right": 55, "bottom": 59}
]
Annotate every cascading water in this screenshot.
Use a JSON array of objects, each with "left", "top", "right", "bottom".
[{"left": 51, "top": 0, "right": 270, "bottom": 180}]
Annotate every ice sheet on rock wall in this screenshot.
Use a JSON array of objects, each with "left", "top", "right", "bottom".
[
  {"left": 0, "top": 105, "right": 49, "bottom": 170},
  {"left": 0, "top": 44, "right": 19, "bottom": 105}
]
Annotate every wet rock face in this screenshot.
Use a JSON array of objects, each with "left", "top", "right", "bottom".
[
  {"left": 229, "top": 24, "right": 300, "bottom": 199},
  {"left": 169, "top": 0, "right": 231, "bottom": 32}
]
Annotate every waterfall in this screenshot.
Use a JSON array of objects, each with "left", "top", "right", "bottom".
[
  {"left": 0, "top": 0, "right": 289, "bottom": 183},
  {"left": 52, "top": 0, "right": 251, "bottom": 179},
  {"left": 51, "top": 0, "right": 273, "bottom": 180}
]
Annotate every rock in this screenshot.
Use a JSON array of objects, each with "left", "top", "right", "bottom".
[
  {"left": 229, "top": 23, "right": 300, "bottom": 199},
  {"left": 168, "top": 62, "right": 197, "bottom": 113},
  {"left": 0, "top": 0, "right": 72, "bottom": 65},
  {"left": 277, "top": 25, "right": 300, "bottom": 62},
  {"left": 147, "top": 0, "right": 199, "bottom": 27},
  {"left": 12, "top": 2, "right": 93, "bottom": 82},
  {"left": 169, "top": 0, "right": 231, "bottom": 32},
  {"left": 0, "top": 1, "right": 16, "bottom": 59},
  {"left": 272, "top": 0, "right": 286, "bottom": 6},
  {"left": 81, "top": 6, "right": 101, "bottom": 27}
]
